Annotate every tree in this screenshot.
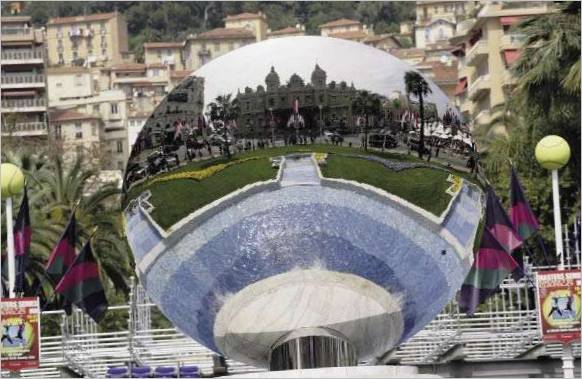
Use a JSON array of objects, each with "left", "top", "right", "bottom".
[
  {"left": 404, "top": 71, "right": 432, "bottom": 159},
  {"left": 352, "top": 90, "right": 381, "bottom": 151},
  {"left": 208, "top": 94, "right": 239, "bottom": 159},
  {"left": 1, "top": 151, "right": 133, "bottom": 308}
]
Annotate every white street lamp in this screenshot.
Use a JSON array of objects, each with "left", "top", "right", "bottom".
[{"left": 1, "top": 163, "right": 25, "bottom": 298}]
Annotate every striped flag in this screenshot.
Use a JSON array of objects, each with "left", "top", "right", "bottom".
[
  {"left": 14, "top": 186, "right": 31, "bottom": 294},
  {"left": 485, "top": 187, "right": 523, "bottom": 252},
  {"left": 458, "top": 228, "right": 523, "bottom": 314},
  {"left": 292, "top": 98, "right": 299, "bottom": 114},
  {"left": 55, "top": 239, "right": 108, "bottom": 323},
  {"left": 45, "top": 214, "right": 77, "bottom": 286},
  {"left": 509, "top": 166, "right": 540, "bottom": 240}
]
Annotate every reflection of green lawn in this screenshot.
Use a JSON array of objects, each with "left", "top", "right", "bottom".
[
  {"left": 125, "top": 144, "right": 480, "bottom": 230},
  {"left": 322, "top": 155, "right": 452, "bottom": 216},
  {"left": 147, "top": 158, "right": 276, "bottom": 229}
]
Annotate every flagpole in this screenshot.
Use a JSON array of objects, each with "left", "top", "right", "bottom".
[
  {"left": 551, "top": 169, "right": 565, "bottom": 270},
  {"left": 6, "top": 197, "right": 16, "bottom": 298}
]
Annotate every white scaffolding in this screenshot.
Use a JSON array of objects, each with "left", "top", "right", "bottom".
[{"left": 2, "top": 223, "right": 580, "bottom": 378}]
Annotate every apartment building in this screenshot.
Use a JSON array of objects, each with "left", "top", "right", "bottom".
[
  {"left": 184, "top": 27, "right": 255, "bottom": 70},
  {"left": 414, "top": 1, "right": 478, "bottom": 48},
  {"left": 144, "top": 42, "right": 185, "bottom": 71},
  {"left": 224, "top": 12, "right": 268, "bottom": 42},
  {"left": 49, "top": 109, "right": 103, "bottom": 167},
  {"left": 450, "top": 1, "right": 553, "bottom": 135},
  {"left": 1, "top": 16, "right": 49, "bottom": 140},
  {"left": 46, "top": 12, "right": 130, "bottom": 67},
  {"left": 319, "top": 18, "right": 373, "bottom": 41},
  {"left": 267, "top": 25, "right": 305, "bottom": 39}
]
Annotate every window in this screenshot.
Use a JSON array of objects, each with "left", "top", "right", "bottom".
[
  {"left": 72, "top": 51, "right": 78, "bottom": 60},
  {"left": 116, "top": 140, "right": 123, "bottom": 153},
  {"left": 110, "top": 103, "right": 118, "bottom": 114},
  {"left": 166, "top": 49, "right": 171, "bottom": 56},
  {"left": 101, "top": 49, "right": 107, "bottom": 57},
  {"left": 157, "top": 49, "right": 162, "bottom": 58},
  {"left": 76, "top": 145, "right": 84, "bottom": 156},
  {"left": 54, "top": 124, "right": 62, "bottom": 139},
  {"left": 56, "top": 82, "right": 63, "bottom": 88},
  {"left": 91, "top": 123, "right": 97, "bottom": 136},
  {"left": 93, "top": 104, "right": 100, "bottom": 114},
  {"left": 75, "top": 74, "right": 83, "bottom": 86},
  {"left": 100, "top": 22, "right": 106, "bottom": 33},
  {"left": 75, "top": 123, "right": 83, "bottom": 139},
  {"left": 58, "top": 53, "right": 64, "bottom": 64},
  {"left": 117, "top": 161, "right": 124, "bottom": 170},
  {"left": 152, "top": 68, "right": 160, "bottom": 77},
  {"left": 57, "top": 25, "right": 63, "bottom": 37}
]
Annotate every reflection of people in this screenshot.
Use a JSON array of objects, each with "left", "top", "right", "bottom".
[
  {"left": 1, "top": 326, "right": 13, "bottom": 345},
  {"left": 548, "top": 297, "right": 562, "bottom": 318}
]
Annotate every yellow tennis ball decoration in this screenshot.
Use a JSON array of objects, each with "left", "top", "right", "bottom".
[
  {"left": 535, "top": 135, "right": 571, "bottom": 170},
  {"left": 1, "top": 163, "right": 25, "bottom": 198}
]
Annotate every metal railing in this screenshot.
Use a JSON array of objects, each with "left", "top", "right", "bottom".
[
  {"left": 1, "top": 223, "right": 580, "bottom": 378},
  {"left": 1, "top": 98, "right": 46, "bottom": 109},
  {"left": 1, "top": 122, "right": 48, "bottom": 135},
  {"left": 1, "top": 74, "right": 45, "bottom": 85},
  {"left": 1, "top": 50, "right": 43, "bottom": 61}
]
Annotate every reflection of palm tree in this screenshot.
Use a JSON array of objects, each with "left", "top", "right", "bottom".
[
  {"left": 352, "top": 90, "right": 381, "bottom": 151},
  {"left": 208, "top": 94, "right": 240, "bottom": 159},
  {"left": 404, "top": 71, "right": 432, "bottom": 159}
]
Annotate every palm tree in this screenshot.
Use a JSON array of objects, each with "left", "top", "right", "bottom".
[
  {"left": 1, "top": 152, "right": 133, "bottom": 306},
  {"left": 352, "top": 90, "right": 381, "bottom": 151},
  {"left": 404, "top": 70, "right": 432, "bottom": 159},
  {"left": 208, "top": 94, "right": 240, "bottom": 159}
]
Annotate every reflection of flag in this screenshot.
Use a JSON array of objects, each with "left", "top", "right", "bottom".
[
  {"left": 197, "top": 114, "right": 206, "bottom": 130},
  {"left": 509, "top": 166, "right": 540, "bottom": 240},
  {"left": 292, "top": 98, "right": 299, "bottom": 114},
  {"left": 14, "top": 186, "right": 31, "bottom": 293},
  {"left": 174, "top": 121, "right": 186, "bottom": 140},
  {"left": 46, "top": 214, "right": 77, "bottom": 286},
  {"left": 56, "top": 240, "right": 108, "bottom": 323},
  {"left": 486, "top": 188, "right": 523, "bottom": 252},
  {"left": 459, "top": 228, "right": 523, "bottom": 315}
]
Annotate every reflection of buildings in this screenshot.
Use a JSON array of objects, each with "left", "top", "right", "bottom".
[
  {"left": 139, "top": 76, "right": 204, "bottom": 148},
  {"left": 450, "top": 2, "right": 553, "bottom": 135},
  {"left": 184, "top": 27, "right": 255, "bottom": 70},
  {"left": 236, "top": 65, "right": 358, "bottom": 136},
  {"left": 0, "top": 16, "right": 49, "bottom": 140}
]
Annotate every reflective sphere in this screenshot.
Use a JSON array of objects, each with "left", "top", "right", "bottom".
[{"left": 123, "top": 36, "right": 483, "bottom": 368}]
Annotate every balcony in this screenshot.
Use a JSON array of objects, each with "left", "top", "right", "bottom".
[
  {"left": 1, "top": 73, "right": 45, "bottom": 89},
  {"left": 501, "top": 70, "right": 517, "bottom": 87},
  {"left": 161, "top": 55, "right": 175, "bottom": 65},
  {"left": 1, "top": 49, "right": 44, "bottom": 64},
  {"left": 501, "top": 34, "right": 525, "bottom": 50},
  {"left": 465, "top": 40, "right": 488, "bottom": 66},
  {"left": 1, "top": 27, "right": 34, "bottom": 42},
  {"left": 1, "top": 97, "right": 47, "bottom": 112},
  {"left": 468, "top": 74, "right": 491, "bottom": 101},
  {"left": 460, "top": 100, "right": 472, "bottom": 114},
  {"left": 1, "top": 121, "right": 48, "bottom": 137},
  {"left": 473, "top": 109, "right": 491, "bottom": 126}
]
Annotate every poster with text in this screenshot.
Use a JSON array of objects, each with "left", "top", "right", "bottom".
[
  {"left": 1, "top": 297, "right": 40, "bottom": 371},
  {"left": 535, "top": 270, "right": 581, "bottom": 344}
]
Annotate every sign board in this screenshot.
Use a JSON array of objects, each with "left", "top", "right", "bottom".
[
  {"left": 1, "top": 297, "right": 41, "bottom": 371},
  {"left": 535, "top": 270, "right": 581, "bottom": 344}
]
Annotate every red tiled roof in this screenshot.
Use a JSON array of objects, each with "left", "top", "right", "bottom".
[
  {"left": 224, "top": 12, "right": 265, "bottom": 21},
  {"left": 363, "top": 34, "right": 401, "bottom": 47},
  {"left": 144, "top": 42, "right": 184, "bottom": 49},
  {"left": 432, "top": 63, "right": 458, "bottom": 83},
  {"left": 390, "top": 48, "right": 426, "bottom": 59},
  {"left": 48, "top": 12, "right": 117, "bottom": 25},
  {"left": 328, "top": 30, "right": 368, "bottom": 41},
  {"left": 50, "top": 109, "right": 99, "bottom": 122},
  {"left": 319, "top": 18, "right": 361, "bottom": 29},
  {"left": 267, "top": 26, "right": 304, "bottom": 37},
  {"left": 196, "top": 27, "right": 255, "bottom": 40},
  {"left": 170, "top": 70, "right": 193, "bottom": 78}
]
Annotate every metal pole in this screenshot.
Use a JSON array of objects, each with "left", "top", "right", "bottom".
[
  {"left": 551, "top": 170, "right": 565, "bottom": 269},
  {"left": 6, "top": 196, "right": 16, "bottom": 298},
  {"left": 562, "top": 343, "right": 574, "bottom": 378}
]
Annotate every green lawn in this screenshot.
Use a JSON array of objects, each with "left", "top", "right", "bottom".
[
  {"left": 321, "top": 155, "right": 452, "bottom": 216},
  {"left": 146, "top": 158, "right": 276, "bottom": 229}
]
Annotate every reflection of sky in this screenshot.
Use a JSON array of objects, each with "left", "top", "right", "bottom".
[{"left": 193, "top": 36, "right": 453, "bottom": 116}]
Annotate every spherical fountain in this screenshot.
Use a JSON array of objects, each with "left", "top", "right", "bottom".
[{"left": 123, "top": 36, "right": 484, "bottom": 375}]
